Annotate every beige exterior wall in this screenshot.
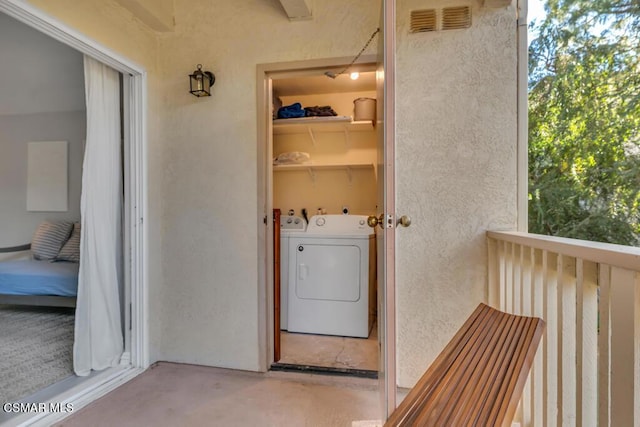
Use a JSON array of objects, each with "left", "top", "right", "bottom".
[
  {"left": 156, "top": 0, "right": 380, "bottom": 370},
  {"left": 24, "top": 0, "right": 380, "bottom": 371},
  {"left": 394, "top": 1, "right": 518, "bottom": 387},
  {"left": 20, "top": 0, "right": 518, "bottom": 383},
  {"left": 114, "top": 0, "right": 174, "bottom": 32}
]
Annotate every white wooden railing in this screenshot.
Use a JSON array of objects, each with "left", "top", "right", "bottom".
[{"left": 487, "top": 231, "right": 640, "bottom": 427}]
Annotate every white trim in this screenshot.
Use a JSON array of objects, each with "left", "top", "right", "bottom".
[
  {"left": 122, "top": 74, "right": 133, "bottom": 359},
  {"left": 0, "top": 0, "right": 144, "bottom": 75},
  {"left": 0, "top": 0, "right": 149, "bottom": 421},
  {"left": 128, "top": 71, "right": 150, "bottom": 369},
  {"left": 6, "top": 368, "right": 145, "bottom": 427},
  {"left": 255, "top": 64, "right": 272, "bottom": 371},
  {"left": 256, "top": 55, "right": 378, "bottom": 371},
  {"left": 516, "top": 0, "right": 528, "bottom": 232},
  {"left": 381, "top": 0, "right": 397, "bottom": 417}
]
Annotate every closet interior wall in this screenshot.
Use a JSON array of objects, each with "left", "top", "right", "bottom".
[{"left": 273, "top": 90, "right": 378, "bottom": 217}]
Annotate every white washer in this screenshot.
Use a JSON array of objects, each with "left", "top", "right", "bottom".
[
  {"left": 280, "top": 214, "right": 306, "bottom": 330},
  {"left": 287, "top": 215, "right": 375, "bottom": 338}
]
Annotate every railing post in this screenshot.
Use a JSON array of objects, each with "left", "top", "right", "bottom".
[
  {"left": 531, "top": 248, "right": 544, "bottom": 426},
  {"left": 576, "top": 260, "right": 598, "bottom": 427},
  {"left": 598, "top": 265, "right": 611, "bottom": 427},
  {"left": 487, "top": 237, "right": 500, "bottom": 309},
  {"left": 514, "top": 243, "right": 523, "bottom": 315},
  {"left": 499, "top": 240, "right": 506, "bottom": 310},
  {"left": 543, "top": 251, "right": 559, "bottom": 427},
  {"left": 609, "top": 267, "right": 640, "bottom": 427},
  {"left": 486, "top": 230, "right": 640, "bottom": 427},
  {"left": 557, "top": 255, "right": 577, "bottom": 426},
  {"left": 506, "top": 242, "right": 514, "bottom": 313},
  {"left": 498, "top": 242, "right": 507, "bottom": 310}
]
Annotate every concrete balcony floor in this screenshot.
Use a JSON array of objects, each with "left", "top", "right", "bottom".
[{"left": 54, "top": 362, "right": 382, "bottom": 427}]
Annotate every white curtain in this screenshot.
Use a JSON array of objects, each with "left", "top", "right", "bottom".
[{"left": 74, "top": 55, "right": 123, "bottom": 376}]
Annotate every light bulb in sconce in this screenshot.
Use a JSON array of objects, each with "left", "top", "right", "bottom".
[
  {"left": 350, "top": 72, "right": 360, "bottom": 80},
  {"left": 189, "top": 64, "right": 215, "bottom": 97}
]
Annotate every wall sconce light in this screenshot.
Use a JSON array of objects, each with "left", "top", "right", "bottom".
[{"left": 189, "top": 64, "right": 215, "bottom": 97}]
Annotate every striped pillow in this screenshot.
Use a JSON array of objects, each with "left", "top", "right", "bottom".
[
  {"left": 31, "top": 220, "right": 73, "bottom": 260},
  {"left": 56, "top": 222, "right": 81, "bottom": 263}
]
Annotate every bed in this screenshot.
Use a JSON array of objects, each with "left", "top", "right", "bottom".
[{"left": 0, "top": 223, "right": 79, "bottom": 308}]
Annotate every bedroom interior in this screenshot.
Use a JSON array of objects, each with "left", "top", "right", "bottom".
[
  {"left": 0, "top": 10, "right": 127, "bottom": 410},
  {"left": 0, "top": 11, "right": 84, "bottom": 407}
]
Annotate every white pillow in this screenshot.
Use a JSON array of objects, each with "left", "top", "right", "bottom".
[
  {"left": 31, "top": 220, "right": 73, "bottom": 260},
  {"left": 56, "top": 222, "right": 81, "bottom": 263}
]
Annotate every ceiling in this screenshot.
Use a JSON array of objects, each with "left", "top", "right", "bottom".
[{"left": 272, "top": 71, "right": 376, "bottom": 97}]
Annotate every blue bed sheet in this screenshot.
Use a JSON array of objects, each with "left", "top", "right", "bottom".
[{"left": 0, "top": 260, "right": 78, "bottom": 297}]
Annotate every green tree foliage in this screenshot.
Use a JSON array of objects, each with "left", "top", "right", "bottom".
[{"left": 528, "top": 0, "right": 640, "bottom": 245}]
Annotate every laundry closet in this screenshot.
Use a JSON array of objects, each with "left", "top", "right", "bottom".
[
  {"left": 272, "top": 79, "right": 378, "bottom": 216},
  {"left": 271, "top": 69, "right": 379, "bottom": 374}
]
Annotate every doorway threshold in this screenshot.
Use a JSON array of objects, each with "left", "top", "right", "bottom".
[{"left": 270, "top": 363, "right": 378, "bottom": 379}]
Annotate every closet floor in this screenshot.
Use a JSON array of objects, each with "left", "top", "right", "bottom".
[{"left": 278, "top": 323, "right": 378, "bottom": 372}]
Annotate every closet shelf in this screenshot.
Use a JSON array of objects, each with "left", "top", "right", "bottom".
[
  {"left": 273, "top": 162, "right": 373, "bottom": 171},
  {"left": 273, "top": 116, "right": 374, "bottom": 135},
  {"left": 273, "top": 162, "right": 375, "bottom": 182}
]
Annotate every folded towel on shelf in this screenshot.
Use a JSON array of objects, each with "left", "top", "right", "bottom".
[
  {"left": 273, "top": 151, "right": 311, "bottom": 165},
  {"left": 277, "top": 102, "right": 306, "bottom": 119},
  {"left": 304, "top": 105, "right": 337, "bottom": 117}
]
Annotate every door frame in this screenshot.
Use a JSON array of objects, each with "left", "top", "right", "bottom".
[
  {"left": 256, "top": 55, "right": 379, "bottom": 371},
  {"left": 379, "top": 0, "right": 397, "bottom": 417},
  {"left": 0, "top": 0, "right": 149, "bottom": 423}
]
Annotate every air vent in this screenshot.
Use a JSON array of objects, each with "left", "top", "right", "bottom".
[
  {"left": 410, "top": 9, "right": 437, "bottom": 33},
  {"left": 442, "top": 6, "right": 472, "bottom": 30}
]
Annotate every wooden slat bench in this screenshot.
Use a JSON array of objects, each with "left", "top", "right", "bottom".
[{"left": 385, "top": 303, "right": 545, "bottom": 427}]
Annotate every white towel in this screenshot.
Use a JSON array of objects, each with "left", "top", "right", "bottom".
[{"left": 273, "top": 151, "right": 311, "bottom": 165}]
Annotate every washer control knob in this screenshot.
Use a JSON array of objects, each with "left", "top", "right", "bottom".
[
  {"left": 359, "top": 219, "right": 365, "bottom": 226},
  {"left": 294, "top": 219, "right": 300, "bottom": 224},
  {"left": 287, "top": 218, "right": 292, "bottom": 224},
  {"left": 315, "top": 217, "right": 326, "bottom": 226}
]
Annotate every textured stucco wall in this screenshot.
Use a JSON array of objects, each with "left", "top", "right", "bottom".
[
  {"left": 395, "top": 1, "right": 518, "bottom": 387},
  {"left": 113, "top": 0, "right": 174, "bottom": 32},
  {"left": 156, "top": 0, "right": 380, "bottom": 371},
  {"left": 25, "top": 0, "right": 165, "bottom": 362},
  {"left": 18, "top": 0, "right": 519, "bottom": 381},
  {"left": 21, "top": 0, "right": 380, "bottom": 371}
]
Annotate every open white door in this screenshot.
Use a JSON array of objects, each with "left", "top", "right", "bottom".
[{"left": 372, "top": 0, "right": 397, "bottom": 419}]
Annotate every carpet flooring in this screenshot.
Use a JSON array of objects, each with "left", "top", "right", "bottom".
[{"left": 0, "top": 305, "right": 75, "bottom": 403}]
